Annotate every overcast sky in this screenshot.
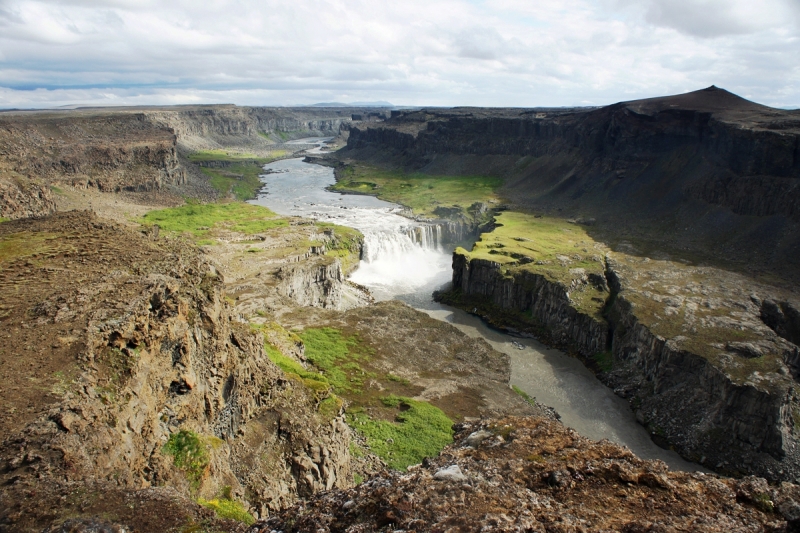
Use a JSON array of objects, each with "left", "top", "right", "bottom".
[{"left": 1, "top": 0, "right": 799, "bottom": 109}]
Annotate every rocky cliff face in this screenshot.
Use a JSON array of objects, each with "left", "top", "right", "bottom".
[
  {"left": 0, "top": 175, "right": 56, "bottom": 219},
  {"left": 0, "top": 112, "right": 185, "bottom": 194},
  {"left": 0, "top": 211, "right": 354, "bottom": 532},
  {"left": 439, "top": 243, "right": 800, "bottom": 482},
  {"left": 449, "top": 254, "right": 609, "bottom": 355}
]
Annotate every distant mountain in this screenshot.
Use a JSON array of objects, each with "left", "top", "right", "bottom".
[{"left": 309, "top": 101, "right": 394, "bottom": 108}]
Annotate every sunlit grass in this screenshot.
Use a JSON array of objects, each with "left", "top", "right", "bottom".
[
  {"left": 331, "top": 165, "right": 501, "bottom": 217},
  {"left": 141, "top": 201, "right": 287, "bottom": 238}
]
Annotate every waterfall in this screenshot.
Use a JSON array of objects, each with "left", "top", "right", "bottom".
[
  {"left": 361, "top": 223, "right": 442, "bottom": 263},
  {"left": 349, "top": 222, "right": 450, "bottom": 300}
]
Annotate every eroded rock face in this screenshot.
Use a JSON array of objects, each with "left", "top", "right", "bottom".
[
  {"left": 257, "top": 416, "right": 800, "bottom": 532},
  {"left": 449, "top": 254, "right": 609, "bottom": 356},
  {"left": 0, "top": 211, "right": 353, "bottom": 531},
  {"left": 0, "top": 113, "right": 185, "bottom": 195},
  {"left": 0, "top": 176, "right": 56, "bottom": 218}
]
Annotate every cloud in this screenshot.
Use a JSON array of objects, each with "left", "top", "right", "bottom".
[
  {"left": 641, "top": 0, "right": 796, "bottom": 38},
  {"left": 0, "top": 0, "right": 798, "bottom": 108}
]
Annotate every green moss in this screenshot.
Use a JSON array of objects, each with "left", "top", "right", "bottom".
[
  {"left": 512, "top": 385, "right": 536, "bottom": 406},
  {"left": 0, "top": 231, "right": 74, "bottom": 264},
  {"left": 353, "top": 473, "right": 365, "bottom": 485},
  {"left": 141, "top": 202, "right": 287, "bottom": 238},
  {"left": 298, "top": 327, "right": 368, "bottom": 393},
  {"left": 349, "top": 442, "right": 365, "bottom": 458},
  {"left": 318, "top": 395, "right": 344, "bottom": 419},
  {"left": 0, "top": 217, "right": 8, "bottom": 223},
  {"left": 197, "top": 497, "right": 255, "bottom": 525},
  {"left": 265, "top": 343, "right": 331, "bottom": 398},
  {"left": 331, "top": 165, "right": 501, "bottom": 217},
  {"left": 387, "top": 373, "right": 411, "bottom": 385},
  {"left": 163, "top": 430, "right": 211, "bottom": 490},
  {"left": 346, "top": 395, "right": 454, "bottom": 470}
]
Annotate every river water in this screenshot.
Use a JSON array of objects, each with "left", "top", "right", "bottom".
[{"left": 251, "top": 138, "right": 700, "bottom": 472}]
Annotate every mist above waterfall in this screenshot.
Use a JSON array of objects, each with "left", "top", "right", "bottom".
[{"left": 350, "top": 225, "right": 451, "bottom": 302}]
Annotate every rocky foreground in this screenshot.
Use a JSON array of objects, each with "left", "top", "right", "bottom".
[{"left": 258, "top": 416, "right": 800, "bottom": 533}]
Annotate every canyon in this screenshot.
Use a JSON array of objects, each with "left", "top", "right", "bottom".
[{"left": 2, "top": 88, "right": 800, "bottom": 532}]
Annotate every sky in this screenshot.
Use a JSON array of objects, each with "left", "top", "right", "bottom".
[{"left": 1, "top": 0, "right": 799, "bottom": 109}]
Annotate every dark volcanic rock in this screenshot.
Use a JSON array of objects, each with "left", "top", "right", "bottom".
[{"left": 343, "top": 86, "right": 800, "bottom": 278}]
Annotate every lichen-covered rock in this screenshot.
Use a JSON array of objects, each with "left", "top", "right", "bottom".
[{"left": 257, "top": 416, "right": 799, "bottom": 533}]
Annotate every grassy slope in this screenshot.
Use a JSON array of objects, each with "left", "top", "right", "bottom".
[
  {"left": 265, "top": 325, "right": 454, "bottom": 470},
  {"left": 331, "top": 164, "right": 502, "bottom": 217},
  {"left": 141, "top": 201, "right": 287, "bottom": 240},
  {"left": 188, "top": 149, "right": 288, "bottom": 201}
]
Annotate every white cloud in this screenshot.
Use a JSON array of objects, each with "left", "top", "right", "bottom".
[{"left": 0, "top": 0, "right": 798, "bottom": 108}]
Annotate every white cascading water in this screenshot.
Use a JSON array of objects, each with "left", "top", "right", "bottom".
[{"left": 350, "top": 224, "right": 449, "bottom": 300}]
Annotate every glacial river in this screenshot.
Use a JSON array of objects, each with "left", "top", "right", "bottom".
[{"left": 251, "top": 138, "right": 700, "bottom": 472}]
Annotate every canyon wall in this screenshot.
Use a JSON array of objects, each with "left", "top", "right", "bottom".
[
  {"left": 344, "top": 87, "right": 800, "bottom": 276},
  {"left": 0, "top": 105, "right": 385, "bottom": 218},
  {"left": 438, "top": 247, "right": 800, "bottom": 481}
]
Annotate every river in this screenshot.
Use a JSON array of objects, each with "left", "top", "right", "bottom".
[{"left": 251, "top": 138, "right": 700, "bottom": 472}]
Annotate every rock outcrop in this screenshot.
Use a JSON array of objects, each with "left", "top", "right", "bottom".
[
  {"left": 257, "top": 415, "right": 800, "bottom": 532},
  {"left": 0, "top": 175, "right": 56, "bottom": 219},
  {"left": 0, "top": 211, "right": 353, "bottom": 532}
]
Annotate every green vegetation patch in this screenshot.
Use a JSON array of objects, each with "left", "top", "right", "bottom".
[
  {"left": 187, "top": 149, "right": 287, "bottom": 163},
  {"left": 347, "top": 395, "right": 454, "bottom": 470},
  {"left": 265, "top": 342, "right": 332, "bottom": 398},
  {"left": 0, "top": 217, "right": 9, "bottom": 223},
  {"left": 163, "top": 430, "right": 218, "bottom": 490},
  {"left": 512, "top": 385, "right": 537, "bottom": 406},
  {"left": 188, "top": 150, "right": 287, "bottom": 200},
  {"left": 0, "top": 231, "right": 74, "bottom": 264},
  {"left": 197, "top": 497, "right": 255, "bottom": 525},
  {"left": 260, "top": 324, "right": 450, "bottom": 470},
  {"left": 331, "top": 165, "right": 501, "bottom": 217},
  {"left": 142, "top": 202, "right": 287, "bottom": 238},
  {"left": 592, "top": 351, "right": 613, "bottom": 372},
  {"left": 297, "top": 327, "right": 371, "bottom": 393},
  {"left": 315, "top": 222, "right": 363, "bottom": 273}
]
